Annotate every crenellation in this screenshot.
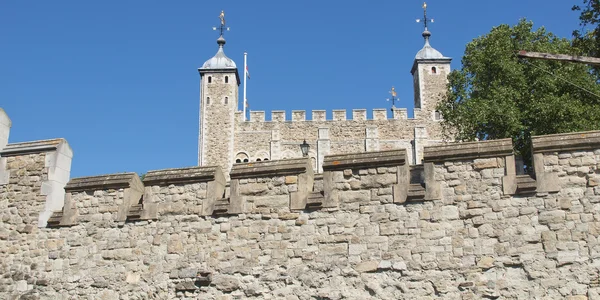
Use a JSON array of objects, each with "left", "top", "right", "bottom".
[
  {"left": 312, "top": 110, "right": 326, "bottom": 121},
  {"left": 392, "top": 107, "right": 408, "bottom": 120},
  {"left": 271, "top": 110, "right": 285, "bottom": 122},
  {"left": 292, "top": 110, "right": 305, "bottom": 121},
  {"left": 372, "top": 108, "right": 387, "bottom": 120},
  {"left": 249, "top": 110, "right": 265, "bottom": 122},
  {"left": 332, "top": 109, "right": 346, "bottom": 121},
  {"left": 352, "top": 109, "right": 367, "bottom": 121}
]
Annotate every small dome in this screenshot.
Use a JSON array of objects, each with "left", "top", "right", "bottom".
[
  {"left": 201, "top": 36, "right": 237, "bottom": 69},
  {"left": 415, "top": 30, "right": 447, "bottom": 60},
  {"left": 415, "top": 44, "right": 445, "bottom": 60}
]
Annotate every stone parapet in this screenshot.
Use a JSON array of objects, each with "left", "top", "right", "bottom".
[
  {"left": 0, "top": 137, "right": 72, "bottom": 227},
  {"left": 531, "top": 130, "right": 600, "bottom": 153},
  {"left": 424, "top": 139, "right": 514, "bottom": 199},
  {"left": 530, "top": 131, "right": 600, "bottom": 194},
  {"left": 65, "top": 172, "right": 142, "bottom": 193},
  {"left": 143, "top": 166, "right": 225, "bottom": 217},
  {"left": 229, "top": 158, "right": 314, "bottom": 212},
  {"left": 0, "top": 138, "right": 67, "bottom": 157},
  {"left": 144, "top": 166, "right": 224, "bottom": 186},
  {"left": 423, "top": 138, "right": 513, "bottom": 162},
  {"left": 230, "top": 158, "right": 312, "bottom": 179},
  {"left": 323, "top": 149, "right": 407, "bottom": 171},
  {"left": 323, "top": 149, "right": 410, "bottom": 205},
  {"left": 61, "top": 173, "right": 147, "bottom": 225}
]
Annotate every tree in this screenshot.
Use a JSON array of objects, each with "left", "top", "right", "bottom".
[
  {"left": 438, "top": 20, "right": 600, "bottom": 170},
  {"left": 572, "top": 0, "right": 600, "bottom": 77}
]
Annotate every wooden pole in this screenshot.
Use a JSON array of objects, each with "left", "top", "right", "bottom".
[{"left": 517, "top": 50, "right": 600, "bottom": 66}]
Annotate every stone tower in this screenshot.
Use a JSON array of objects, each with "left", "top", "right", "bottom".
[
  {"left": 410, "top": 28, "right": 452, "bottom": 164},
  {"left": 411, "top": 29, "right": 451, "bottom": 121},
  {"left": 198, "top": 35, "right": 240, "bottom": 176}
]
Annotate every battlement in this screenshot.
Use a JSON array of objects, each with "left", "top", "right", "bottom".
[
  {"left": 4, "top": 106, "right": 600, "bottom": 298},
  {"left": 245, "top": 108, "right": 413, "bottom": 122}
]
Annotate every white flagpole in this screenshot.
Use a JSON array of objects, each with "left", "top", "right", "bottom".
[{"left": 243, "top": 51, "right": 248, "bottom": 121}]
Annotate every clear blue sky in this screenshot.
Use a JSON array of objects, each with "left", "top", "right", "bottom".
[{"left": 1, "top": 1, "right": 579, "bottom": 177}]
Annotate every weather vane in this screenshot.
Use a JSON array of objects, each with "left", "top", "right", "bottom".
[
  {"left": 416, "top": 2, "right": 434, "bottom": 31},
  {"left": 386, "top": 86, "right": 398, "bottom": 111},
  {"left": 212, "top": 10, "right": 230, "bottom": 36}
]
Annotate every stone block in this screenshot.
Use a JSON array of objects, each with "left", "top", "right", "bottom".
[
  {"left": 538, "top": 210, "right": 566, "bottom": 225},
  {"left": 254, "top": 195, "right": 289, "bottom": 208},
  {"left": 339, "top": 190, "right": 370, "bottom": 203},
  {"left": 355, "top": 260, "right": 378, "bottom": 272}
]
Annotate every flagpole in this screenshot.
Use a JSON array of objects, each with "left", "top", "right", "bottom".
[{"left": 243, "top": 51, "right": 247, "bottom": 121}]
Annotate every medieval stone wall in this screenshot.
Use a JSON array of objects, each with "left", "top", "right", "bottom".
[
  {"left": 2, "top": 106, "right": 600, "bottom": 299},
  {"left": 233, "top": 109, "right": 443, "bottom": 172}
]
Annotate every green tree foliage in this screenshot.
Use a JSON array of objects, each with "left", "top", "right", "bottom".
[
  {"left": 572, "top": 0, "right": 600, "bottom": 77},
  {"left": 438, "top": 20, "right": 600, "bottom": 168}
]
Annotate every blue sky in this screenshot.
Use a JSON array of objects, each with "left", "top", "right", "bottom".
[{"left": 1, "top": 1, "right": 579, "bottom": 177}]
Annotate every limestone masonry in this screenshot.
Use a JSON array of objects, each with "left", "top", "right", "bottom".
[{"left": 3, "top": 104, "right": 600, "bottom": 299}]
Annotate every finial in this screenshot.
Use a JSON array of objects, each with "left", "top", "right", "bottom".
[
  {"left": 416, "top": 2, "right": 434, "bottom": 44},
  {"left": 212, "top": 10, "right": 231, "bottom": 44},
  {"left": 386, "top": 86, "right": 399, "bottom": 111}
]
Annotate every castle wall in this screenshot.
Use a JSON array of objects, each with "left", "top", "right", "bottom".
[{"left": 4, "top": 112, "right": 600, "bottom": 299}]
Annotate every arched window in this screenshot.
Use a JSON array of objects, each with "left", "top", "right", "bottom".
[
  {"left": 225, "top": 97, "right": 228, "bottom": 105},
  {"left": 431, "top": 67, "right": 437, "bottom": 74},
  {"left": 264, "top": 158, "right": 269, "bottom": 161},
  {"left": 256, "top": 158, "right": 261, "bottom": 162},
  {"left": 206, "top": 97, "right": 210, "bottom": 105},
  {"left": 208, "top": 76, "right": 212, "bottom": 83},
  {"left": 243, "top": 158, "right": 249, "bottom": 163},
  {"left": 235, "top": 159, "right": 241, "bottom": 163},
  {"left": 225, "top": 76, "right": 229, "bottom": 83}
]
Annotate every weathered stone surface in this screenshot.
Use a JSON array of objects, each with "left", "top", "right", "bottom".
[
  {"left": 7, "top": 117, "right": 600, "bottom": 299},
  {"left": 355, "top": 261, "right": 379, "bottom": 272}
]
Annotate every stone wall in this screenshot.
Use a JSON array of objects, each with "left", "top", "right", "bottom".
[
  {"left": 234, "top": 109, "right": 444, "bottom": 173},
  {"left": 5, "top": 107, "right": 600, "bottom": 298}
]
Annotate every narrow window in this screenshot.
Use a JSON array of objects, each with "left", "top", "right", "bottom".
[
  {"left": 206, "top": 97, "right": 210, "bottom": 105},
  {"left": 208, "top": 76, "right": 212, "bottom": 83},
  {"left": 435, "top": 111, "right": 442, "bottom": 120},
  {"left": 431, "top": 67, "right": 437, "bottom": 74},
  {"left": 243, "top": 158, "right": 249, "bottom": 163},
  {"left": 235, "top": 159, "right": 241, "bottom": 163},
  {"left": 256, "top": 158, "right": 261, "bottom": 162},
  {"left": 225, "top": 97, "right": 228, "bottom": 105},
  {"left": 225, "top": 76, "right": 229, "bottom": 83}
]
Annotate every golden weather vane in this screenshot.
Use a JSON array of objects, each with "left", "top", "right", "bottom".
[
  {"left": 213, "top": 10, "right": 230, "bottom": 36},
  {"left": 219, "top": 10, "right": 226, "bottom": 26},
  {"left": 386, "top": 86, "right": 398, "bottom": 110},
  {"left": 416, "top": 2, "right": 434, "bottom": 31}
]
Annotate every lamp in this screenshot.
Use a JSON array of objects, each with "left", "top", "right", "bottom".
[{"left": 300, "top": 140, "right": 310, "bottom": 157}]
